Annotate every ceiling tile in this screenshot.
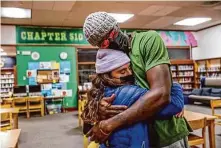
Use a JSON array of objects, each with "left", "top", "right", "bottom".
[
  {"left": 1, "top": 18, "right": 31, "bottom": 25},
  {"left": 1, "top": 18, "right": 15, "bottom": 24},
  {"left": 33, "top": 1, "right": 54, "bottom": 10},
  {"left": 1, "top": 1, "right": 220, "bottom": 31},
  {"left": 169, "top": 7, "right": 221, "bottom": 20},
  {"left": 120, "top": 16, "right": 158, "bottom": 29},
  {"left": 1, "top": 1, "right": 33, "bottom": 9},
  {"left": 143, "top": 16, "right": 184, "bottom": 29},
  {"left": 138, "top": 5, "right": 164, "bottom": 16},
  {"left": 153, "top": 6, "right": 181, "bottom": 16},
  {"left": 214, "top": 5, "right": 221, "bottom": 10},
  {"left": 62, "top": 19, "right": 83, "bottom": 27},
  {"left": 32, "top": 10, "right": 69, "bottom": 26},
  {"left": 53, "top": 1, "right": 76, "bottom": 11}
]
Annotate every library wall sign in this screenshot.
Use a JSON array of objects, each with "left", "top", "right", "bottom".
[
  {"left": 16, "top": 26, "right": 197, "bottom": 46},
  {"left": 16, "top": 26, "right": 88, "bottom": 45}
]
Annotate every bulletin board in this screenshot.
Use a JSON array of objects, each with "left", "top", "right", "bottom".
[{"left": 16, "top": 46, "right": 78, "bottom": 108}]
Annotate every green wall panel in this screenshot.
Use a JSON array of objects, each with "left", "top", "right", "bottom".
[{"left": 16, "top": 46, "right": 77, "bottom": 108}]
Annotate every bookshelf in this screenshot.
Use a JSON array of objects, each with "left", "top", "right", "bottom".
[
  {"left": 170, "top": 60, "right": 195, "bottom": 93},
  {"left": 194, "top": 58, "right": 221, "bottom": 88},
  {"left": 1, "top": 67, "right": 16, "bottom": 98},
  {"left": 77, "top": 48, "right": 98, "bottom": 86}
]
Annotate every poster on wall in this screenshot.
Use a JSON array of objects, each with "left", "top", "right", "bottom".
[
  {"left": 51, "top": 62, "right": 60, "bottom": 69},
  {"left": 27, "top": 70, "right": 37, "bottom": 78},
  {"left": 41, "top": 84, "right": 52, "bottom": 96},
  {"left": 29, "top": 77, "right": 37, "bottom": 85},
  {"left": 61, "top": 90, "right": 72, "bottom": 97},
  {"left": 60, "top": 61, "right": 71, "bottom": 74},
  {"left": 28, "top": 62, "right": 40, "bottom": 70},
  {"left": 39, "top": 62, "right": 52, "bottom": 69},
  {"left": 59, "top": 74, "right": 69, "bottom": 83},
  {"left": 52, "top": 83, "right": 66, "bottom": 90}
]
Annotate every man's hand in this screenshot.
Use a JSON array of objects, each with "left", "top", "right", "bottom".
[
  {"left": 86, "top": 121, "right": 112, "bottom": 143},
  {"left": 99, "top": 94, "right": 127, "bottom": 120},
  {"left": 175, "top": 109, "right": 184, "bottom": 118}
]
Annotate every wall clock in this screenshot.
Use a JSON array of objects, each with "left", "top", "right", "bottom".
[
  {"left": 31, "top": 52, "right": 40, "bottom": 60},
  {"left": 60, "top": 52, "right": 68, "bottom": 60}
]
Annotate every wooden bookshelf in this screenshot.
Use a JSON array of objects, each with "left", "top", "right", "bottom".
[
  {"left": 1, "top": 66, "right": 16, "bottom": 98},
  {"left": 194, "top": 58, "right": 221, "bottom": 88},
  {"left": 170, "top": 60, "right": 195, "bottom": 93},
  {"left": 77, "top": 48, "right": 98, "bottom": 86}
]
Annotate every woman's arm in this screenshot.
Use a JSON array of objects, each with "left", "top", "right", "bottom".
[{"left": 157, "top": 83, "right": 184, "bottom": 117}]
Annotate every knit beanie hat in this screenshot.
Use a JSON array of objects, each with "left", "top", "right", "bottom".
[
  {"left": 96, "top": 49, "right": 130, "bottom": 74},
  {"left": 83, "top": 12, "right": 119, "bottom": 46}
]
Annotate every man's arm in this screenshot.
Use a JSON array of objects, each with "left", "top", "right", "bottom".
[
  {"left": 103, "top": 64, "right": 171, "bottom": 131},
  {"left": 87, "top": 64, "right": 172, "bottom": 143}
]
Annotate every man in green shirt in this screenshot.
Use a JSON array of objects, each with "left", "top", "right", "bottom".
[{"left": 83, "top": 12, "right": 190, "bottom": 147}]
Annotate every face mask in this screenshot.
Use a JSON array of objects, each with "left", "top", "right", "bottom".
[
  {"left": 109, "top": 31, "right": 130, "bottom": 54},
  {"left": 119, "top": 74, "right": 135, "bottom": 84}
]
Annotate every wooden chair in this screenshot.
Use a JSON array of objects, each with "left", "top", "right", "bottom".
[
  {"left": 188, "top": 117, "right": 207, "bottom": 148},
  {"left": 78, "top": 94, "right": 87, "bottom": 127},
  {"left": 13, "top": 97, "right": 29, "bottom": 118},
  {"left": 83, "top": 135, "right": 99, "bottom": 148},
  {"left": 210, "top": 100, "right": 221, "bottom": 126},
  {"left": 0, "top": 104, "right": 13, "bottom": 131},
  {"left": 2, "top": 98, "right": 13, "bottom": 107},
  {"left": 27, "top": 97, "right": 44, "bottom": 117}
]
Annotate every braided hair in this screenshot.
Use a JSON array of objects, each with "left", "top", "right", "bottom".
[{"left": 81, "top": 73, "right": 124, "bottom": 124}]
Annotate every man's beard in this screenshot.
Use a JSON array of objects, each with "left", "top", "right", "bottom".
[{"left": 108, "top": 30, "right": 130, "bottom": 54}]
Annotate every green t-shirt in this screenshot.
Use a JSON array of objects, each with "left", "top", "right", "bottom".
[{"left": 129, "top": 31, "right": 189, "bottom": 147}]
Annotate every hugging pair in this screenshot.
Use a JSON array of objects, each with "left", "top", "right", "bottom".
[{"left": 82, "top": 49, "right": 185, "bottom": 148}]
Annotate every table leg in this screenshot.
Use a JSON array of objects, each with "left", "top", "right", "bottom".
[
  {"left": 12, "top": 113, "right": 18, "bottom": 129},
  {"left": 208, "top": 120, "right": 216, "bottom": 148},
  {"left": 44, "top": 99, "right": 47, "bottom": 115}
]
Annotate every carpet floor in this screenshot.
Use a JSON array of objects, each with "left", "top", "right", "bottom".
[
  {"left": 18, "top": 104, "right": 221, "bottom": 148},
  {"left": 18, "top": 112, "right": 83, "bottom": 148}
]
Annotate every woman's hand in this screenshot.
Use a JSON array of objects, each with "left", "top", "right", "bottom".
[
  {"left": 99, "top": 94, "right": 127, "bottom": 120},
  {"left": 86, "top": 120, "right": 112, "bottom": 143},
  {"left": 175, "top": 108, "right": 184, "bottom": 118}
]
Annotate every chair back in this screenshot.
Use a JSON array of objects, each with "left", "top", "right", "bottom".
[
  {"left": 188, "top": 117, "right": 207, "bottom": 130},
  {"left": 1, "top": 104, "right": 11, "bottom": 121},
  {"left": 13, "top": 98, "right": 26, "bottom": 103},
  {"left": 210, "top": 100, "right": 221, "bottom": 116},
  {"left": 28, "top": 97, "right": 42, "bottom": 103},
  {"left": 0, "top": 105, "right": 13, "bottom": 131}
]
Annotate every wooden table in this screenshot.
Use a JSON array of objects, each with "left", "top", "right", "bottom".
[
  {"left": 0, "top": 129, "right": 21, "bottom": 148},
  {"left": 184, "top": 110, "right": 217, "bottom": 148},
  {"left": 0, "top": 108, "right": 19, "bottom": 129}
]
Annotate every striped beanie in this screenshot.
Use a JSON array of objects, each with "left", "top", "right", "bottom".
[{"left": 83, "top": 12, "right": 119, "bottom": 46}]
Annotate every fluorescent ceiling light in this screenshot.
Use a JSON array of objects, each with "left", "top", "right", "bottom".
[
  {"left": 108, "top": 13, "right": 134, "bottom": 23},
  {"left": 1, "top": 7, "right": 31, "bottom": 18},
  {"left": 174, "top": 18, "right": 211, "bottom": 26},
  {"left": 0, "top": 52, "right": 7, "bottom": 56}
]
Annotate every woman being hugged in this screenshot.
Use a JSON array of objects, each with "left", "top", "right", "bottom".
[{"left": 82, "top": 49, "right": 184, "bottom": 148}]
